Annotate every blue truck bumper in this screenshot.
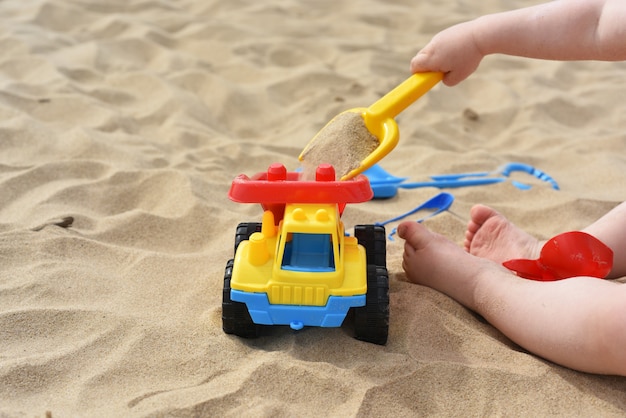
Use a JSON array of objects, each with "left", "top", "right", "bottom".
[{"left": 231, "top": 290, "right": 366, "bottom": 330}]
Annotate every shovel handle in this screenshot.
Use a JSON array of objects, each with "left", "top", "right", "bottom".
[{"left": 367, "top": 72, "right": 443, "bottom": 120}]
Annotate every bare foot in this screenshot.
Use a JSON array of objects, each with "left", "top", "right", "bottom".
[
  {"left": 397, "top": 221, "right": 504, "bottom": 309},
  {"left": 464, "top": 204, "right": 541, "bottom": 264}
]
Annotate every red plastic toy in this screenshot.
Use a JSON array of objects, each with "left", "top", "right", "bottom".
[
  {"left": 228, "top": 162, "right": 373, "bottom": 219},
  {"left": 503, "top": 231, "right": 613, "bottom": 281}
]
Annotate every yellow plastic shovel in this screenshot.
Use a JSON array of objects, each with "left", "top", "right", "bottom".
[{"left": 299, "top": 72, "right": 443, "bottom": 180}]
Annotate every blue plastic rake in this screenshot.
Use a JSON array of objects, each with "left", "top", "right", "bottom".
[{"left": 364, "top": 162, "right": 559, "bottom": 199}]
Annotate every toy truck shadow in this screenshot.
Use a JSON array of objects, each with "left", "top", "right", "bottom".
[{"left": 223, "top": 163, "right": 389, "bottom": 345}]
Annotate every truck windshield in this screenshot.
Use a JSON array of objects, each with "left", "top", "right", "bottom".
[{"left": 282, "top": 233, "right": 335, "bottom": 272}]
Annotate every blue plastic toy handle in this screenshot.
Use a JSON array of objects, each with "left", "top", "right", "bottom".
[
  {"left": 376, "top": 192, "right": 455, "bottom": 240},
  {"left": 376, "top": 192, "right": 454, "bottom": 227},
  {"left": 399, "top": 177, "right": 505, "bottom": 189},
  {"left": 429, "top": 171, "right": 490, "bottom": 181}
]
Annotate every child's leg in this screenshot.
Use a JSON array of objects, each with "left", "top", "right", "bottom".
[
  {"left": 398, "top": 221, "right": 626, "bottom": 376},
  {"left": 582, "top": 201, "right": 626, "bottom": 278}
]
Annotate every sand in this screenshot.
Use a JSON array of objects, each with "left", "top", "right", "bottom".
[
  {"left": 300, "top": 111, "right": 379, "bottom": 180},
  {"left": 1, "top": 0, "right": 625, "bottom": 417}
]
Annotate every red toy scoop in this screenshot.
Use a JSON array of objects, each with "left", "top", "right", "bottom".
[{"left": 503, "top": 231, "right": 613, "bottom": 281}]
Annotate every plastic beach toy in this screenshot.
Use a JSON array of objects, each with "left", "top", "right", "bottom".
[
  {"left": 375, "top": 192, "right": 454, "bottom": 240},
  {"left": 364, "top": 162, "right": 560, "bottom": 198},
  {"left": 430, "top": 162, "right": 560, "bottom": 191},
  {"left": 224, "top": 163, "right": 389, "bottom": 345},
  {"left": 299, "top": 72, "right": 443, "bottom": 181},
  {"left": 503, "top": 231, "right": 613, "bottom": 281}
]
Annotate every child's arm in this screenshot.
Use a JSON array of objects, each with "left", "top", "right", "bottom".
[{"left": 412, "top": 0, "right": 626, "bottom": 86}]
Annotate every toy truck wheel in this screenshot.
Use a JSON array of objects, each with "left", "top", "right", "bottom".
[
  {"left": 222, "top": 259, "right": 260, "bottom": 338},
  {"left": 354, "top": 225, "right": 389, "bottom": 344},
  {"left": 354, "top": 225, "right": 387, "bottom": 268},
  {"left": 353, "top": 265, "right": 389, "bottom": 345},
  {"left": 222, "top": 223, "right": 263, "bottom": 338}
]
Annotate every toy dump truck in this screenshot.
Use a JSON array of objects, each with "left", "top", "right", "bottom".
[{"left": 223, "top": 163, "right": 389, "bottom": 345}]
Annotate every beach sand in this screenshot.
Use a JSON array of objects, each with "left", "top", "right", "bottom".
[{"left": 1, "top": 0, "right": 625, "bottom": 416}]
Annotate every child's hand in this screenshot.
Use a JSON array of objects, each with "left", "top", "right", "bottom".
[{"left": 410, "top": 21, "right": 484, "bottom": 86}]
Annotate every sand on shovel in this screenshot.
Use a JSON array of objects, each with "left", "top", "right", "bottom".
[{"left": 300, "top": 112, "right": 379, "bottom": 181}]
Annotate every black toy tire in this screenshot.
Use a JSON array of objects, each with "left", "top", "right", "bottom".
[
  {"left": 354, "top": 224, "right": 389, "bottom": 345},
  {"left": 353, "top": 264, "right": 389, "bottom": 345},
  {"left": 222, "top": 222, "right": 263, "bottom": 338},
  {"left": 222, "top": 259, "right": 260, "bottom": 338},
  {"left": 354, "top": 224, "right": 387, "bottom": 268}
]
